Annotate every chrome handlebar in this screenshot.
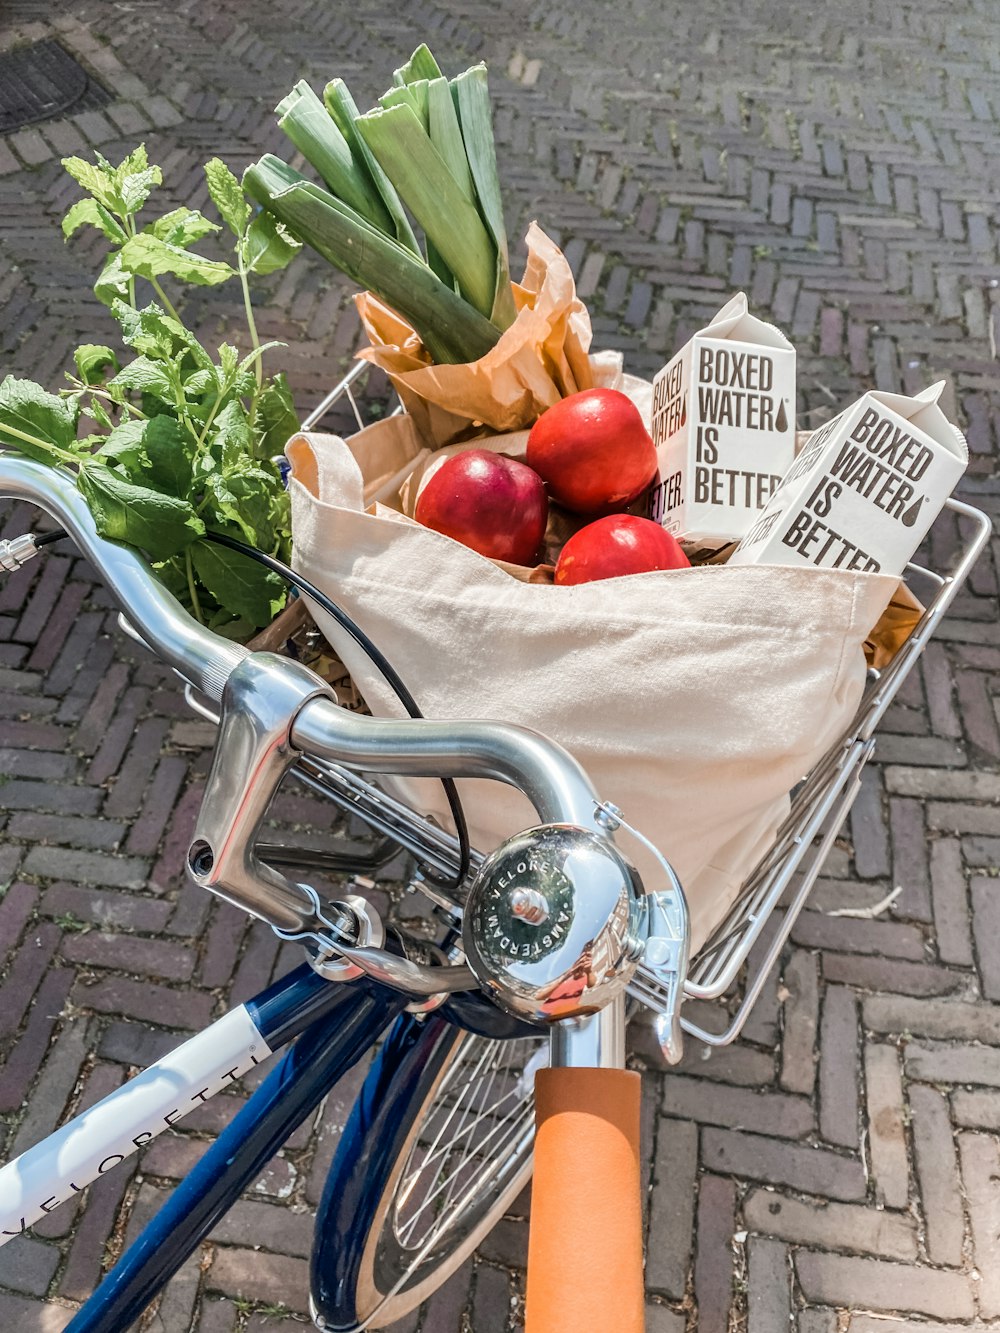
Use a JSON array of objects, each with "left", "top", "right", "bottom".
[
  {"left": 1, "top": 455, "right": 626, "bottom": 1009},
  {"left": 0, "top": 456, "right": 250, "bottom": 701}
]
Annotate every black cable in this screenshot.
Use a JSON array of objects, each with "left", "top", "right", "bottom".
[
  {"left": 34, "top": 528, "right": 67, "bottom": 547},
  {"left": 29, "top": 524, "right": 472, "bottom": 890},
  {"left": 201, "top": 529, "right": 471, "bottom": 891}
]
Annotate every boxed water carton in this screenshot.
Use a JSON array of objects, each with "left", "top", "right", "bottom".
[
  {"left": 648, "top": 292, "right": 797, "bottom": 547},
  {"left": 727, "top": 382, "right": 968, "bottom": 576}
]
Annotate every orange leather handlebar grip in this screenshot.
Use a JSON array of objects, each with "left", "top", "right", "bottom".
[{"left": 525, "top": 1066, "right": 644, "bottom": 1333}]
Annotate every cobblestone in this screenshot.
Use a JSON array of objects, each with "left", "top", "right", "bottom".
[{"left": 1, "top": 0, "right": 999, "bottom": 1327}]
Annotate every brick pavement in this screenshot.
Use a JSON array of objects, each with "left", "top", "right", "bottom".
[{"left": 1, "top": 0, "right": 999, "bottom": 1328}]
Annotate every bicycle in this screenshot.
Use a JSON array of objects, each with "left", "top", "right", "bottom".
[{"left": 0, "top": 376, "right": 990, "bottom": 1330}]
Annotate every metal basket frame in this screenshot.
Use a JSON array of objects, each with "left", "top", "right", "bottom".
[{"left": 275, "top": 364, "right": 992, "bottom": 1049}]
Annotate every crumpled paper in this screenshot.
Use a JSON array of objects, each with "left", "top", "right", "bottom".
[{"left": 356, "top": 221, "right": 620, "bottom": 448}]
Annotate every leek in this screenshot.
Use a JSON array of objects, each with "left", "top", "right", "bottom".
[
  {"left": 322, "top": 78, "right": 420, "bottom": 255},
  {"left": 250, "top": 44, "right": 519, "bottom": 367},
  {"left": 452, "top": 64, "right": 517, "bottom": 330},
  {"left": 243, "top": 155, "right": 499, "bottom": 366},
  {"left": 275, "top": 81, "right": 390, "bottom": 232},
  {"left": 356, "top": 103, "right": 496, "bottom": 319},
  {"left": 427, "top": 77, "right": 475, "bottom": 203},
  {"left": 392, "top": 43, "right": 442, "bottom": 85}
]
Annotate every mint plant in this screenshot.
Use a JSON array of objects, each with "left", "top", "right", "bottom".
[{"left": 0, "top": 147, "right": 303, "bottom": 637}]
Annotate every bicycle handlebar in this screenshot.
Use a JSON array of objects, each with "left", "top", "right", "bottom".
[
  {"left": 0, "top": 455, "right": 603, "bottom": 833},
  {"left": 1, "top": 456, "right": 250, "bottom": 701}
]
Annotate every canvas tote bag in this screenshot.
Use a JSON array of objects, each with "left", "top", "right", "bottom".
[{"left": 287, "top": 420, "right": 899, "bottom": 954}]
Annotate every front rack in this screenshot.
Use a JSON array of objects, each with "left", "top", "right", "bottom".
[{"left": 253, "top": 364, "right": 993, "bottom": 1048}]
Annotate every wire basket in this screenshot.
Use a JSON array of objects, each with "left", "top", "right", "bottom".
[{"left": 232, "top": 362, "right": 993, "bottom": 1048}]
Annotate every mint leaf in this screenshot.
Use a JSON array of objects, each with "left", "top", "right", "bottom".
[
  {"left": 182, "top": 367, "right": 222, "bottom": 400},
  {"left": 218, "top": 344, "right": 240, "bottom": 382},
  {"left": 94, "top": 251, "right": 131, "bottom": 308},
  {"left": 201, "top": 471, "right": 257, "bottom": 544},
  {"left": 226, "top": 468, "right": 280, "bottom": 549},
  {"left": 0, "top": 376, "right": 80, "bottom": 462},
  {"left": 211, "top": 399, "right": 253, "bottom": 469},
  {"left": 116, "top": 145, "right": 162, "bottom": 214},
  {"left": 74, "top": 345, "right": 120, "bottom": 385},
  {"left": 191, "top": 539, "right": 285, "bottom": 626},
  {"left": 204, "top": 158, "right": 252, "bottom": 237},
  {"left": 117, "top": 145, "right": 149, "bottom": 176},
  {"left": 151, "top": 555, "right": 189, "bottom": 599},
  {"left": 62, "top": 155, "right": 121, "bottom": 213},
  {"left": 78, "top": 463, "right": 204, "bottom": 558},
  {"left": 87, "top": 397, "right": 114, "bottom": 431},
  {"left": 150, "top": 208, "right": 220, "bottom": 248},
  {"left": 109, "top": 356, "right": 177, "bottom": 405},
  {"left": 244, "top": 212, "right": 301, "bottom": 275},
  {"left": 256, "top": 374, "right": 299, "bottom": 457},
  {"left": 145, "top": 415, "right": 193, "bottom": 494},
  {"left": 62, "top": 198, "right": 127, "bottom": 244},
  {"left": 118, "top": 234, "right": 236, "bottom": 287},
  {"left": 97, "top": 419, "right": 147, "bottom": 473},
  {"left": 113, "top": 301, "right": 214, "bottom": 370}
]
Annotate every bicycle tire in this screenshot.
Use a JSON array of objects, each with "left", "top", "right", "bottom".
[{"left": 310, "top": 1010, "right": 545, "bottom": 1331}]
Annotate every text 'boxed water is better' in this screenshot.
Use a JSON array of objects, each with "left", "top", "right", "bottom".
[
  {"left": 728, "top": 382, "right": 968, "bottom": 576},
  {"left": 648, "top": 292, "right": 797, "bottom": 547}
]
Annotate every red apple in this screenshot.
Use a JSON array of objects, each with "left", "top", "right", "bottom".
[
  {"left": 554, "top": 514, "right": 690, "bottom": 585},
  {"left": 526, "top": 387, "right": 657, "bottom": 514},
  {"left": 414, "top": 449, "right": 548, "bottom": 565}
]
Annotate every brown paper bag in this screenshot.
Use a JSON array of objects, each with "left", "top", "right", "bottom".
[
  {"left": 356, "top": 222, "right": 624, "bottom": 449},
  {"left": 287, "top": 419, "right": 902, "bottom": 954}
]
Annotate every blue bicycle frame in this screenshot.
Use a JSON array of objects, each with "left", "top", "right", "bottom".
[{"left": 55, "top": 961, "right": 527, "bottom": 1332}]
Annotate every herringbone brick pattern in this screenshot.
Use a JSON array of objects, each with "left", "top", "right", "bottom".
[{"left": 0, "top": 0, "right": 998, "bottom": 1329}]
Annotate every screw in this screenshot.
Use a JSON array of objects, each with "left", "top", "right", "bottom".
[{"left": 594, "top": 802, "right": 623, "bottom": 832}]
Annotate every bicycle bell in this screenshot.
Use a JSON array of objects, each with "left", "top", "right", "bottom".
[{"left": 462, "top": 824, "right": 646, "bottom": 1022}]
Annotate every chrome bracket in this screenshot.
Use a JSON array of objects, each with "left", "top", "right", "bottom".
[
  {"left": 596, "top": 802, "right": 691, "bottom": 1065},
  {"left": 628, "top": 887, "right": 690, "bottom": 1065}
]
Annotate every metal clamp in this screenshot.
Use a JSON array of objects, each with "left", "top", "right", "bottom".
[
  {"left": 628, "top": 888, "right": 690, "bottom": 1065},
  {"left": 0, "top": 533, "right": 39, "bottom": 572},
  {"left": 187, "top": 655, "right": 477, "bottom": 998},
  {"left": 594, "top": 803, "right": 691, "bottom": 1065}
]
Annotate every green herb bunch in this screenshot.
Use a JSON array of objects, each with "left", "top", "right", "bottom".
[{"left": 0, "top": 146, "right": 304, "bottom": 637}]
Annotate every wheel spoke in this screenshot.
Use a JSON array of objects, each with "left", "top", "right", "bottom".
[{"left": 393, "top": 1036, "right": 542, "bottom": 1250}]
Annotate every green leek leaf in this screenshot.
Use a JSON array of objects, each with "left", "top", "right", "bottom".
[
  {"left": 323, "top": 78, "right": 421, "bottom": 255},
  {"left": 244, "top": 155, "right": 499, "bottom": 365},
  {"left": 453, "top": 64, "right": 517, "bottom": 330},
  {"left": 276, "top": 80, "right": 391, "bottom": 231},
  {"left": 393, "top": 44, "right": 443, "bottom": 85},
  {"left": 356, "top": 103, "right": 496, "bottom": 319}
]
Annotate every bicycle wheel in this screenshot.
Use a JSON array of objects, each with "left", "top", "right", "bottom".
[{"left": 310, "top": 1009, "right": 546, "bottom": 1331}]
